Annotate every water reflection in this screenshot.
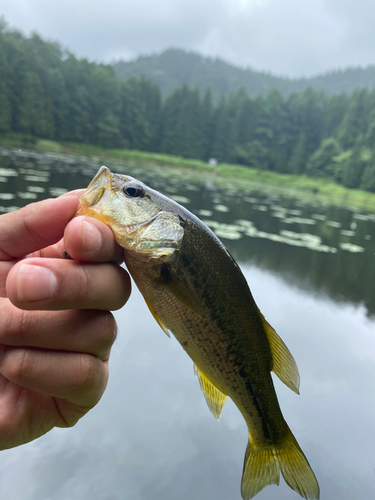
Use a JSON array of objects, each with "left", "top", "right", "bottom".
[
  {"left": 1, "top": 147, "right": 375, "bottom": 499},
  {"left": 1, "top": 272, "right": 375, "bottom": 499}
]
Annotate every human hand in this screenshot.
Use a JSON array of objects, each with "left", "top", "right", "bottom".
[{"left": 0, "top": 192, "right": 131, "bottom": 450}]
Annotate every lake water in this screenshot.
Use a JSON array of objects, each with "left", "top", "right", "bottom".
[{"left": 1, "top": 147, "right": 375, "bottom": 500}]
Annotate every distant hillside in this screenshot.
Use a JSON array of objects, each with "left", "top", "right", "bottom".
[
  {"left": 4, "top": 22, "right": 375, "bottom": 195},
  {"left": 113, "top": 48, "right": 375, "bottom": 99}
]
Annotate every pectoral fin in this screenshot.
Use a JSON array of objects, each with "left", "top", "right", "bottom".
[
  {"left": 258, "top": 308, "right": 300, "bottom": 394},
  {"left": 159, "top": 264, "right": 203, "bottom": 318},
  {"left": 144, "top": 297, "right": 171, "bottom": 338},
  {"left": 194, "top": 364, "right": 227, "bottom": 420}
]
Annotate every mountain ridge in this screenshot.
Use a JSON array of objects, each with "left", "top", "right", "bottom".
[{"left": 113, "top": 48, "right": 375, "bottom": 99}]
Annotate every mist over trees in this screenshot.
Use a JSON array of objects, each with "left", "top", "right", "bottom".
[
  {"left": 1, "top": 21, "right": 375, "bottom": 192},
  {"left": 113, "top": 48, "right": 375, "bottom": 100}
]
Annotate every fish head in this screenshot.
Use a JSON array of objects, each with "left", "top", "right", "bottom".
[{"left": 77, "top": 166, "right": 184, "bottom": 259}]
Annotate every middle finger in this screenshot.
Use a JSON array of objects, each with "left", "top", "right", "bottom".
[{"left": 0, "top": 298, "right": 117, "bottom": 360}]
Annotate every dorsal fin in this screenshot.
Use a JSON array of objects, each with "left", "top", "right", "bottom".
[
  {"left": 194, "top": 364, "right": 227, "bottom": 420},
  {"left": 226, "top": 247, "right": 300, "bottom": 394},
  {"left": 258, "top": 309, "right": 300, "bottom": 394}
]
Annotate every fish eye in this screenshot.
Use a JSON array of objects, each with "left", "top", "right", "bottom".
[{"left": 123, "top": 183, "right": 145, "bottom": 198}]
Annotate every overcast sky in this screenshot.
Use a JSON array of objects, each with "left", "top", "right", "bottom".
[{"left": 2, "top": 0, "right": 375, "bottom": 78}]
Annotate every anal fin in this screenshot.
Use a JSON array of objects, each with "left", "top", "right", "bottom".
[{"left": 194, "top": 364, "right": 227, "bottom": 420}]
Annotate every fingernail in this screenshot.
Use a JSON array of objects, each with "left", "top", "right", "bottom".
[
  {"left": 17, "top": 265, "right": 57, "bottom": 302},
  {"left": 82, "top": 220, "right": 102, "bottom": 252}
]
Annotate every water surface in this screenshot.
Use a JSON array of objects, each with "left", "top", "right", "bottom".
[{"left": 1, "top": 148, "right": 375, "bottom": 500}]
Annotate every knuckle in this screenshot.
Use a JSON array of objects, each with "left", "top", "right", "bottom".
[
  {"left": 76, "top": 354, "right": 97, "bottom": 390},
  {"left": 76, "top": 265, "right": 91, "bottom": 302},
  {"left": 5, "top": 348, "right": 31, "bottom": 383},
  {"left": 77, "top": 310, "right": 117, "bottom": 359},
  {"left": 111, "top": 267, "right": 131, "bottom": 310},
  {"left": 2, "top": 309, "right": 35, "bottom": 344},
  {"left": 101, "top": 311, "right": 118, "bottom": 348},
  {"left": 71, "top": 354, "right": 107, "bottom": 406},
  {"left": 23, "top": 206, "right": 51, "bottom": 249},
  {"left": 55, "top": 401, "right": 89, "bottom": 428}
]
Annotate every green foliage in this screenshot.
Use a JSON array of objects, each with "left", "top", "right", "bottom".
[
  {"left": 287, "top": 133, "right": 307, "bottom": 174},
  {"left": 114, "top": 48, "right": 375, "bottom": 100},
  {"left": 36, "top": 139, "right": 62, "bottom": 152},
  {"left": 306, "top": 138, "right": 342, "bottom": 178},
  {"left": 338, "top": 90, "right": 370, "bottom": 149},
  {"left": 340, "top": 147, "right": 371, "bottom": 188},
  {"left": 161, "top": 85, "right": 203, "bottom": 158},
  {"left": 233, "top": 140, "right": 270, "bottom": 170},
  {"left": 4, "top": 21, "right": 375, "bottom": 193},
  {"left": 360, "top": 161, "right": 375, "bottom": 192}
]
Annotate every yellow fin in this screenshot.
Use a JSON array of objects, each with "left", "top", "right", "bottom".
[
  {"left": 194, "top": 364, "right": 227, "bottom": 420},
  {"left": 241, "top": 427, "right": 320, "bottom": 499},
  {"left": 144, "top": 297, "right": 171, "bottom": 338},
  {"left": 227, "top": 248, "right": 300, "bottom": 393},
  {"left": 159, "top": 264, "right": 203, "bottom": 318},
  {"left": 258, "top": 309, "right": 300, "bottom": 394}
]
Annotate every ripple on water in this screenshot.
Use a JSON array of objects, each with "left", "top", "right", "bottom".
[
  {"left": 204, "top": 219, "right": 338, "bottom": 252},
  {"left": 283, "top": 217, "right": 316, "bottom": 225},
  {"left": 312, "top": 214, "right": 327, "bottom": 221},
  {"left": 213, "top": 204, "right": 230, "bottom": 212},
  {"left": 326, "top": 220, "right": 341, "bottom": 228},
  {"left": 0, "top": 206, "right": 20, "bottom": 213},
  {"left": 202, "top": 220, "right": 242, "bottom": 240},
  {"left": 271, "top": 212, "right": 286, "bottom": 219},
  {"left": 49, "top": 187, "right": 68, "bottom": 197},
  {"left": 24, "top": 175, "right": 50, "bottom": 182},
  {"left": 253, "top": 205, "right": 268, "bottom": 212},
  {"left": 0, "top": 168, "right": 18, "bottom": 177},
  {"left": 339, "top": 243, "right": 365, "bottom": 253},
  {"left": 340, "top": 230, "right": 355, "bottom": 237},
  {"left": 169, "top": 195, "right": 191, "bottom": 204},
  {"left": 353, "top": 213, "right": 375, "bottom": 222},
  {"left": 28, "top": 186, "right": 46, "bottom": 193},
  {"left": 17, "top": 192, "right": 38, "bottom": 200},
  {"left": 198, "top": 209, "right": 213, "bottom": 217},
  {"left": 20, "top": 168, "right": 50, "bottom": 177}
]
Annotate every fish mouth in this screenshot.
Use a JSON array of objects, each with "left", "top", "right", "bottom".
[{"left": 77, "top": 166, "right": 114, "bottom": 213}]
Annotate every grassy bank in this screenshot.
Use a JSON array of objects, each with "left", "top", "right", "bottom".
[{"left": 1, "top": 133, "right": 375, "bottom": 212}]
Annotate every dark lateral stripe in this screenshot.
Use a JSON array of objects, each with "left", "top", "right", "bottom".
[{"left": 238, "top": 366, "right": 274, "bottom": 442}]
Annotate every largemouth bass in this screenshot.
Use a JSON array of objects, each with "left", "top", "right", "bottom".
[{"left": 77, "top": 166, "right": 319, "bottom": 499}]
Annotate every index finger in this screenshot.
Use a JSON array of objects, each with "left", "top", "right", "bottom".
[{"left": 0, "top": 192, "right": 82, "bottom": 261}]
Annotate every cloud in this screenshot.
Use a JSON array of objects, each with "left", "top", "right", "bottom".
[
  {"left": 1, "top": 0, "right": 227, "bottom": 62},
  {"left": 2, "top": 0, "right": 375, "bottom": 76}
]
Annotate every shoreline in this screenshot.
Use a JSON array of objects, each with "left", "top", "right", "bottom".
[{"left": 1, "top": 135, "right": 375, "bottom": 212}]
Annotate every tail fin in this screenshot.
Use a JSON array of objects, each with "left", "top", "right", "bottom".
[{"left": 241, "top": 427, "right": 319, "bottom": 500}]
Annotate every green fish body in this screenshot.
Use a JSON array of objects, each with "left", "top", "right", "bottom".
[{"left": 77, "top": 166, "right": 319, "bottom": 499}]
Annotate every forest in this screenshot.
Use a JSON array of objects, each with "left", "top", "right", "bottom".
[
  {"left": 114, "top": 48, "right": 375, "bottom": 99},
  {"left": 1, "top": 21, "right": 375, "bottom": 192}
]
